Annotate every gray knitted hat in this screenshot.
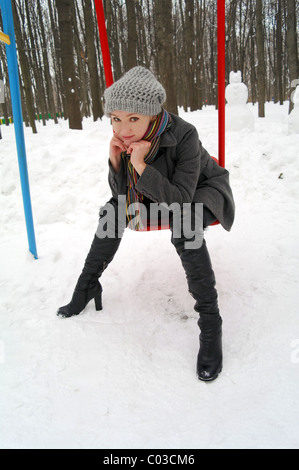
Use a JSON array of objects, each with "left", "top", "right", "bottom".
[{"left": 104, "top": 66, "right": 166, "bottom": 116}]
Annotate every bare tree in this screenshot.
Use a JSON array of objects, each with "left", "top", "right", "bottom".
[
  {"left": 55, "top": 0, "right": 82, "bottom": 129},
  {"left": 154, "top": 0, "right": 178, "bottom": 114},
  {"left": 12, "top": 0, "right": 37, "bottom": 133},
  {"left": 37, "top": 0, "right": 58, "bottom": 124},
  {"left": 105, "top": 0, "right": 122, "bottom": 81},
  {"left": 126, "top": 0, "right": 138, "bottom": 70},
  {"left": 276, "top": 0, "right": 284, "bottom": 105},
  {"left": 83, "top": 0, "right": 103, "bottom": 120},
  {"left": 256, "top": 0, "right": 266, "bottom": 117}
]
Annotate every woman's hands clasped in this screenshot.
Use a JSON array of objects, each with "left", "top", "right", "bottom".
[
  {"left": 127, "top": 140, "right": 151, "bottom": 175},
  {"left": 109, "top": 133, "right": 150, "bottom": 176}
]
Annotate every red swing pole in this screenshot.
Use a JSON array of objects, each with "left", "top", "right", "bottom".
[
  {"left": 94, "top": 0, "right": 114, "bottom": 88},
  {"left": 217, "top": 0, "right": 225, "bottom": 168}
]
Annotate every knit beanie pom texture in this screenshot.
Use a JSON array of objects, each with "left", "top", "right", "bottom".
[{"left": 104, "top": 66, "right": 166, "bottom": 117}]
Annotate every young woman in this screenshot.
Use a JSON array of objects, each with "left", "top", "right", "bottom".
[{"left": 57, "top": 67, "right": 235, "bottom": 382}]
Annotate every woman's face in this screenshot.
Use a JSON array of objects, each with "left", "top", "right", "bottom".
[{"left": 110, "top": 110, "right": 155, "bottom": 147}]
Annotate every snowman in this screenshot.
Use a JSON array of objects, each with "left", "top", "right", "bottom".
[
  {"left": 225, "top": 71, "right": 254, "bottom": 131},
  {"left": 288, "top": 84, "right": 299, "bottom": 134}
]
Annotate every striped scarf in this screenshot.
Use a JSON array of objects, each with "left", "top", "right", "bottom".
[{"left": 122, "top": 109, "right": 172, "bottom": 230}]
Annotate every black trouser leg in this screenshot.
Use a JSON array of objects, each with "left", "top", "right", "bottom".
[
  {"left": 172, "top": 237, "right": 219, "bottom": 315},
  {"left": 170, "top": 204, "right": 222, "bottom": 381},
  {"left": 170, "top": 204, "right": 219, "bottom": 315}
]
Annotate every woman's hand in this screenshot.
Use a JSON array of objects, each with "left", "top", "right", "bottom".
[
  {"left": 128, "top": 140, "right": 151, "bottom": 176},
  {"left": 109, "top": 134, "right": 127, "bottom": 172}
]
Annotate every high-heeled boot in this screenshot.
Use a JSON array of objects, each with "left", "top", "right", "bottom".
[
  {"left": 57, "top": 275, "right": 103, "bottom": 318},
  {"left": 57, "top": 233, "right": 122, "bottom": 318},
  {"left": 197, "top": 313, "right": 223, "bottom": 381}
]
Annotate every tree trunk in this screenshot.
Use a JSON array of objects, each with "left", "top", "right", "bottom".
[
  {"left": 209, "top": 3, "right": 217, "bottom": 106},
  {"left": 37, "top": 0, "right": 58, "bottom": 124},
  {"left": 195, "top": 0, "right": 206, "bottom": 110},
  {"left": 126, "top": 0, "right": 137, "bottom": 70},
  {"left": 48, "top": 0, "right": 65, "bottom": 117},
  {"left": 83, "top": 0, "right": 103, "bottom": 121},
  {"left": 249, "top": 21, "right": 256, "bottom": 104},
  {"left": 105, "top": 0, "right": 122, "bottom": 80},
  {"left": 136, "top": 1, "right": 150, "bottom": 68},
  {"left": 72, "top": 1, "right": 89, "bottom": 118},
  {"left": 55, "top": 0, "right": 82, "bottom": 130},
  {"left": 256, "top": 0, "right": 266, "bottom": 117},
  {"left": 12, "top": 0, "right": 37, "bottom": 133},
  {"left": 276, "top": 1, "right": 284, "bottom": 105},
  {"left": 185, "top": 0, "right": 197, "bottom": 110},
  {"left": 23, "top": 0, "right": 47, "bottom": 126},
  {"left": 154, "top": 0, "right": 178, "bottom": 114}
]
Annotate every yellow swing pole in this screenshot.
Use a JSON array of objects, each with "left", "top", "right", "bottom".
[{"left": 0, "top": 30, "right": 11, "bottom": 45}]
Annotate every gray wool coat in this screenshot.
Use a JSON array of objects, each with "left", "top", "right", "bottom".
[{"left": 108, "top": 113, "right": 235, "bottom": 231}]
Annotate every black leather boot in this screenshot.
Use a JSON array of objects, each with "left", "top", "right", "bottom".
[
  {"left": 197, "top": 313, "right": 223, "bottom": 381},
  {"left": 57, "top": 234, "right": 122, "bottom": 318},
  {"left": 57, "top": 277, "right": 103, "bottom": 318}
]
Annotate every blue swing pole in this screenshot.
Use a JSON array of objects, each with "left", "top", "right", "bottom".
[{"left": 0, "top": 0, "right": 38, "bottom": 259}]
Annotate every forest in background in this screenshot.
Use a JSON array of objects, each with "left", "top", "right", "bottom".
[{"left": 0, "top": 0, "right": 298, "bottom": 132}]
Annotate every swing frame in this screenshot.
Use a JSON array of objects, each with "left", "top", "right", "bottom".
[{"left": 95, "top": 0, "right": 226, "bottom": 231}]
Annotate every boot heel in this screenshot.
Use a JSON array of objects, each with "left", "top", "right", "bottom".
[{"left": 94, "top": 290, "right": 103, "bottom": 311}]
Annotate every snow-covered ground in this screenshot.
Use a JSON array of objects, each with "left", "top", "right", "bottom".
[{"left": 0, "top": 102, "right": 298, "bottom": 449}]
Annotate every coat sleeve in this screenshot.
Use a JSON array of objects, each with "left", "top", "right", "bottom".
[{"left": 135, "top": 127, "right": 201, "bottom": 205}]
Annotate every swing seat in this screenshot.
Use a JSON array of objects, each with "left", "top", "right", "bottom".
[{"left": 130, "top": 156, "right": 220, "bottom": 231}]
